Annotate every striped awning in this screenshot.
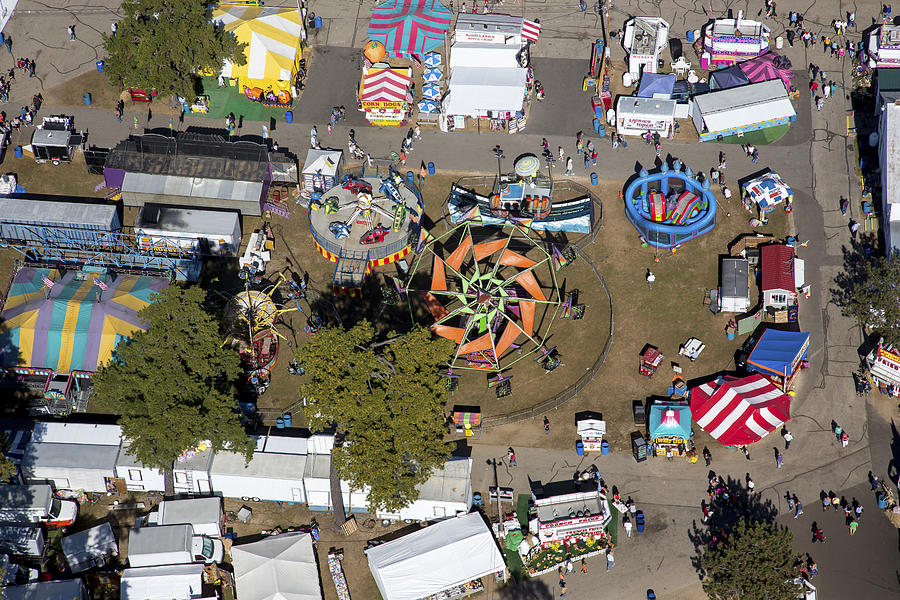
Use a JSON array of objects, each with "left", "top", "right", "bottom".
[
  {"left": 522, "top": 19, "right": 541, "bottom": 42},
  {"left": 368, "top": 0, "right": 452, "bottom": 58},
  {"left": 689, "top": 374, "right": 791, "bottom": 446},
  {"left": 361, "top": 68, "right": 413, "bottom": 102}
]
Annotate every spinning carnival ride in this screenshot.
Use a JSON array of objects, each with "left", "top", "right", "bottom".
[
  {"left": 408, "top": 224, "right": 560, "bottom": 372},
  {"left": 224, "top": 274, "right": 298, "bottom": 394}
]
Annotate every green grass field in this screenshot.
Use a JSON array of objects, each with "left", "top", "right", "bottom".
[
  {"left": 715, "top": 123, "right": 790, "bottom": 145},
  {"left": 195, "top": 76, "right": 296, "bottom": 122}
]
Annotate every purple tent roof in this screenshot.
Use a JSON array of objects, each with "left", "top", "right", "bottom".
[{"left": 737, "top": 52, "right": 794, "bottom": 90}]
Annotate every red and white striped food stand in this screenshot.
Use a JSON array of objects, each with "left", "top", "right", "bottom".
[{"left": 359, "top": 67, "right": 413, "bottom": 127}]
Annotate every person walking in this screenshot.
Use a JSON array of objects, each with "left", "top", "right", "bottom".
[
  {"left": 746, "top": 473, "right": 755, "bottom": 492},
  {"left": 853, "top": 501, "right": 863, "bottom": 519},
  {"left": 3, "top": 36, "right": 10, "bottom": 55},
  {"left": 544, "top": 416, "right": 550, "bottom": 434},
  {"left": 565, "top": 559, "right": 574, "bottom": 575},
  {"left": 741, "top": 445, "right": 750, "bottom": 460},
  {"left": 776, "top": 450, "right": 784, "bottom": 469},
  {"left": 822, "top": 493, "right": 831, "bottom": 511},
  {"left": 703, "top": 446, "right": 711, "bottom": 466},
  {"left": 646, "top": 270, "right": 655, "bottom": 290},
  {"left": 414, "top": 125, "right": 421, "bottom": 140},
  {"left": 507, "top": 447, "right": 517, "bottom": 467},
  {"left": 67, "top": 25, "right": 76, "bottom": 41},
  {"left": 783, "top": 429, "right": 793, "bottom": 449},
  {"left": 794, "top": 500, "right": 804, "bottom": 518},
  {"left": 565, "top": 156, "right": 574, "bottom": 175},
  {"left": 623, "top": 516, "right": 633, "bottom": 538},
  {"left": 869, "top": 471, "right": 879, "bottom": 492},
  {"left": 840, "top": 197, "right": 850, "bottom": 215},
  {"left": 581, "top": 558, "right": 587, "bottom": 574},
  {"left": 116, "top": 99, "right": 124, "bottom": 122},
  {"left": 559, "top": 582, "right": 567, "bottom": 599},
  {"left": 849, "top": 520, "right": 859, "bottom": 535},
  {"left": 606, "top": 551, "right": 615, "bottom": 571}
]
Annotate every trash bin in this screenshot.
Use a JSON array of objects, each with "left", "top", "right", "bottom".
[
  {"left": 406, "top": 171, "right": 415, "bottom": 186},
  {"left": 686, "top": 30, "right": 694, "bottom": 42},
  {"left": 776, "top": 36, "right": 783, "bottom": 49},
  {"left": 96, "top": 60, "right": 104, "bottom": 73},
  {"left": 877, "top": 493, "right": 887, "bottom": 509},
  {"left": 597, "top": 124, "right": 606, "bottom": 138},
  {"left": 428, "top": 161, "right": 435, "bottom": 175},
  {"left": 0, "top": 34, "right": 5, "bottom": 46},
  {"left": 283, "top": 412, "right": 292, "bottom": 427},
  {"left": 593, "top": 117, "right": 601, "bottom": 133},
  {"left": 276, "top": 417, "right": 285, "bottom": 429},
  {"left": 601, "top": 440, "right": 610, "bottom": 455},
  {"left": 83, "top": 93, "right": 92, "bottom": 106},
  {"left": 726, "top": 330, "right": 735, "bottom": 341},
  {"left": 314, "top": 15, "right": 323, "bottom": 28},
  {"left": 635, "top": 510, "right": 645, "bottom": 532},
  {"left": 13, "top": 146, "right": 22, "bottom": 158},
  {"left": 576, "top": 441, "right": 584, "bottom": 456},
  {"left": 285, "top": 110, "right": 293, "bottom": 123},
  {"left": 647, "top": 591, "right": 657, "bottom": 600},
  {"left": 591, "top": 172, "right": 598, "bottom": 185}
]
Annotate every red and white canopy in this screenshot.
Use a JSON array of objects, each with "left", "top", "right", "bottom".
[
  {"left": 361, "top": 68, "right": 413, "bottom": 102},
  {"left": 522, "top": 19, "right": 541, "bottom": 42},
  {"left": 689, "top": 374, "right": 790, "bottom": 445}
]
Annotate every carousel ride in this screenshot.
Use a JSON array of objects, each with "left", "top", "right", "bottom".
[
  {"left": 407, "top": 223, "right": 561, "bottom": 372},
  {"left": 224, "top": 273, "right": 299, "bottom": 394}
]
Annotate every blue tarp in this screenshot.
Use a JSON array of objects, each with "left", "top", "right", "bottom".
[
  {"left": 648, "top": 402, "right": 692, "bottom": 440},
  {"left": 747, "top": 329, "right": 810, "bottom": 378},
  {"left": 709, "top": 65, "right": 751, "bottom": 91},
  {"left": 637, "top": 73, "right": 676, "bottom": 99}
]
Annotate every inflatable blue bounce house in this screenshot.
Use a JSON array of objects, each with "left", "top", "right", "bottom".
[{"left": 623, "top": 160, "right": 717, "bottom": 249}]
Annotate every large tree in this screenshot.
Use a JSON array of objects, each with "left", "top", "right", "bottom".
[
  {"left": 91, "top": 285, "right": 253, "bottom": 471},
  {"left": 700, "top": 520, "right": 801, "bottom": 600},
  {"left": 102, "top": 0, "right": 246, "bottom": 100},
  {"left": 297, "top": 322, "right": 453, "bottom": 513},
  {"left": 0, "top": 433, "right": 17, "bottom": 482},
  {"left": 837, "top": 251, "right": 900, "bottom": 346}
]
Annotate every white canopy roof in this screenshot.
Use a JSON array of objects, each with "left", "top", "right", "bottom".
[
  {"left": 446, "top": 66, "right": 527, "bottom": 115},
  {"left": 693, "top": 80, "right": 796, "bottom": 134},
  {"left": 450, "top": 43, "right": 521, "bottom": 69},
  {"left": 302, "top": 149, "right": 343, "bottom": 177},
  {"left": 121, "top": 564, "right": 206, "bottom": 600},
  {"left": 365, "top": 512, "right": 505, "bottom": 600},
  {"left": 232, "top": 532, "right": 322, "bottom": 600}
]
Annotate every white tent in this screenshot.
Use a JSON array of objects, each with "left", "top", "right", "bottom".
[
  {"left": 365, "top": 512, "right": 506, "bottom": 600},
  {"left": 450, "top": 43, "right": 521, "bottom": 69},
  {"left": 445, "top": 66, "right": 527, "bottom": 116},
  {"left": 232, "top": 532, "right": 322, "bottom": 600},
  {"left": 302, "top": 149, "right": 343, "bottom": 178},
  {"left": 121, "top": 564, "right": 208, "bottom": 600}
]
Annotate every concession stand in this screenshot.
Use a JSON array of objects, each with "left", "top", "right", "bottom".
[{"left": 358, "top": 67, "right": 413, "bottom": 126}]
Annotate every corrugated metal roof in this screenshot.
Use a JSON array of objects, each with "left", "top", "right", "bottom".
[
  {"left": 694, "top": 80, "right": 795, "bottom": 133},
  {"left": 761, "top": 244, "right": 795, "bottom": 291},
  {"left": 0, "top": 197, "right": 118, "bottom": 229},
  {"left": 721, "top": 258, "right": 750, "bottom": 300},
  {"left": 122, "top": 173, "right": 262, "bottom": 203}
]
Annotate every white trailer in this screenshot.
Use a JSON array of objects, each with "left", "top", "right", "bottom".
[
  {"left": 20, "top": 423, "right": 122, "bottom": 494},
  {"left": 0, "top": 484, "right": 78, "bottom": 527},
  {"left": 303, "top": 453, "right": 369, "bottom": 514},
  {"left": 376, "top": 458, "right": 473, "bottom": 522},
  {"left": 61, "top": 522, "right": 118, "bottom": 573},
  {"left": 134, "top": 204, "right": 242, "bottom": 257},
  {"left": 128, "top": 524, "right": 223, "bottom": 568},
  {"left": 173, "top": 448, "right": 214, "bottom": 495},
  {"left": 121, "top": 563, "right": 212, "bottom": 600},
  {"left": 115, "top": 442, "right": 166, "bottom": 493},
  {"left": 148, "top": 497, "right": 224, "bottom": 538},
  {"left": 210, "top": 450, "right": 307, "bottom": 504}
]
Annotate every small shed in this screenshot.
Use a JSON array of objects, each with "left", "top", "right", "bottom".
[
  {"left": 301, "top": 149, "right": 343, "bottom": 197},
  {"left": 648, "top": 402, "right": 692, "bottom": 457},
  {"left": 760, "top": 244, "right": 796, "bottom": 310},
  {"left": 577, "top": 418, "right": 607, "bottom": 452},
  {"left": 719, "top": 258, "right": 750, "bottom": 313},
  {"left": 61, "top": 522, "right": 118, "bottom": 573}
]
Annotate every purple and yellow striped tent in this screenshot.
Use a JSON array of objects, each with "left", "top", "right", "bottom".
[
  {"left": 368, "top": 0, "right": 452, "bottom": 58},
  {"left": 0, "top": 268, "right": 169, "bottom": 374}
]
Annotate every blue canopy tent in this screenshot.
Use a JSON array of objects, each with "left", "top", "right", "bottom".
[
  {"left": 746, "top": 329, "right": 810, "bottom": 391},
  {"left": 709, "top": 65, "right": 750, "bottom": 90},
  {"left": 637, "top": 73, "right": 676, "bottom": 98},
  {"left": 648, "top": 402, "right": 692, "bottom": 457}
]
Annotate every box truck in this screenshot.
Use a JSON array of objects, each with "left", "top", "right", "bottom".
[
  {"left": 0, "top": 485, "right": 78, "bottom": 527},
  {"left": 127, "top": 524, "right": 223, "bottom": 568}
]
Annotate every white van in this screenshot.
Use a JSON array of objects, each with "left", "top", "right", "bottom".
[
  {"left": 0, "top": 485, "right": 78, "bottom": 527},
  {"left": 128, "top": 524, "right": 223, "bottom": 568}
]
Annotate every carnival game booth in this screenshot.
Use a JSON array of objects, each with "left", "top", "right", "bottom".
[
  {"left": 623, "top": 17, "right": 670, "bottom": 79},
  {"left": 701, "top": 12, "right": 770, "bottom": 69},
  {"left": 301, "top": 149, "right": 343, "bottom": 201},
  {"left": 690, "top": 80, "right": 796, "bottom": 142},
  {"left": 623, "top": 160, "right": 717, "bottom": 249},
  {"left": 532, "top": 479, "right": 612, "bottom": 546},
  {"left": 134, "top": 204, "right": 241, "bottom": 257},
  {"left": 367, "top": 0, "right": 453, "bottom": 59},
  {"left": 359, "top": 67, "right": 413, "bottom": 126},
  {"left": 737, "top": 52, "right": 794, "bottom": 91},
  {"left": 865, "top": 338, "right": 900, "bottom": 395},
  {"left": 745, "top": 328, "right": 810, "bottom": 392},
  {"left": 444, "top": 67, "right": 528, "bottom": 131},
  {"left": 689, "top": 374, "right": 791, "bottom": 446},
  {"left": 366, "top": 512, "right": 506, "bottom": 600},
  {"left": 648, "top": 401, "right": 692, "bottom": 458},
  {"left": 616, "top": 96, "right": 677, "bottom": 137},
  {"left": 760, "top": 244, "right": 798, "bottom": 312},
  {"left": 741, "top": 172, "right": 793, "bottom": 214},
  {"left": 0, "top": 267, "right": 168, "bottom": 414},
  {"left": 868, "top": 24, "right": 900, "bottom": 68},
  {"left": 212, "top": 5, "right": 304, "bottom": 107},
  {"left": 453, "top": 13, "right": 538, "bottom": 47}
]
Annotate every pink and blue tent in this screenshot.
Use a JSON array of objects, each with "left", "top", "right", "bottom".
[
  {"left": 368, "top": 0, "right": 452, "bottom": 58},
  {"left": 737, "top": 52, "right": 794, "bottom": 91}
]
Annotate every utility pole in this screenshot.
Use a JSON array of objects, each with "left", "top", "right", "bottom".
[{"left": 492, "top": 145, "right": 504, "bottom": 187}]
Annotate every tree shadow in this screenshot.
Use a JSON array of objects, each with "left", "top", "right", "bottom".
[
  {"left": 494, "top": 577, "right": 553, "bottom": 600},
  {"left": 830, "top": 232, "right": 880, "bottom": 312},
  {"left": 686, "top": 475, "right": 780, "bottom": 580},
  {"left": 888, "top": 419, "right": 900, "bottom": 484}
]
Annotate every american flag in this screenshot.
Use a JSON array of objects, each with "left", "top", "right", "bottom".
[
  {"left": 522, "top": 19, "right": 541, "bottom": 42},
  {"left": 41, "top": 275, "right": 54, "bottom": 288},
  {"left": 93, "top": 277, "right": 108, "bottom": 291}
]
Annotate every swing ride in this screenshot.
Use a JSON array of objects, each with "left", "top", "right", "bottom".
[{"left": 407, "top": 223, "right": 561, "bottom": 372}]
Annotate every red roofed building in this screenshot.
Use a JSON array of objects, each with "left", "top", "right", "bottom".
[{"left": 761, "top": 244, "right": 797, "bottom": 310}]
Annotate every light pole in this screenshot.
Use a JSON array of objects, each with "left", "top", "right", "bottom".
[{"left": 492, "top": 145, "right": 504, "bottom": 183}]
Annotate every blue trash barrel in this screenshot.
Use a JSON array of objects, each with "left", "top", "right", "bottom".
[
  {"left": 877, "top": 493, "right": 887, "bottom": 509},
  {"left": 726, "top": 330, "right": 735, "bottom": 341},
  {"left": 591, "top": 172, "right": 598, "bottom": 185},
  {"left": 576, "top": 441, "right": 584, "bottom": 456},
  {"left": 276, "top": 417, "right": 285, "bottom": 429},
  {"left": 860, "top": 157, "right": 868, "bottom": 170},
  {"left": 406, "top": 171, "right": 415, "bottom": 186},
  {"left": 285, "top": 110, "right": 293, "bottom": 123},
  {"left": 0, "top": 33, "right": 5, "bottom": 46},
  {"left": 635, "top": 510, "right": 645, "bottom": 532},
  {"left": 314, "top": 15, "right": 323, "bottom": 28},
  {"left": 593, "top": 117, "right": 601, "bottom": 133},
  {"left": 647, "top": 592, "right": 657, "bottom": 600},
  {"left": 687, "top": 30, "right": 695, "bottom": 42},
  {"left": 96, "top": 60, "right": 104, "bottom": 73},
  {"left": 83, "top": 93, "right": 92, "bottom": 106},
  {"left": 283, "top": 412, "right": 292, "bottom": 427},
  {"left": 13, "top": 146, "right": 22, "bottom": 158},
  {"left": 601, "top": 439, "right": 610, "bottom": 455},
  {"left": 597, "top": 124, "right": 606, "bottom": 138},
  {"left": 428, "top": 161, "right": 435, "bottom": 175}
]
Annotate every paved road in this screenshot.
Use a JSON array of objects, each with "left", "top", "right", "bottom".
[{"left": 3, "top": 1, "right": 900, "bottom": 598}]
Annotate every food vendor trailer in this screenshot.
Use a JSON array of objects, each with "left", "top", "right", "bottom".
[
  {"left": 701, "top": 11, "right": 770, "bottom": 68},
  {"left": 690, "top": 80, "right": 796, "bottom": 142},
  {"left": 623, "top": 17, "right": 669, "bottom": 78},
  {"left": 746, "top": 328, "right": 810, "bottom": 391},
  {"left": 868, "top": 24, "right": 900, "bottom": 68},
  {"left": 532, "top": 479, "right": 612, "bottom": 546},
  {"left": 359, "top": 67, "right": 413, "bottom": 127},
  {"left": 865, "top": 338, "right": 900, "bottom": 395},
  {"left": 719, "top": 258, "right": 751, "bottom": 313},
  {"left": 31, "top": 115, "right": 84, "bottom": 165},
  {"left": 648, "top": 401, "right": 692, "bottom": 458},
  {"left": 616, "top": 96, "right": 676, "bottom": 137},
  {"left": 134, "top": 204, "right": 242, "bottom": 257}
]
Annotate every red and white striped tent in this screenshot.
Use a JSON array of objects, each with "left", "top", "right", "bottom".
[
  {"left": 522, "top": 19, "right": 541, "bottom": 43},
  {"left": 689, "top": 374, "right": 791, "bottom": 446},
  {"left": 360, "top": 68, "right": 413, "bottom": 125}
]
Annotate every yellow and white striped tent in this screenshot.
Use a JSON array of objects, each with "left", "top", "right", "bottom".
[{"left": 212, "top": 5, "right": 304, "bottom": 95}]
